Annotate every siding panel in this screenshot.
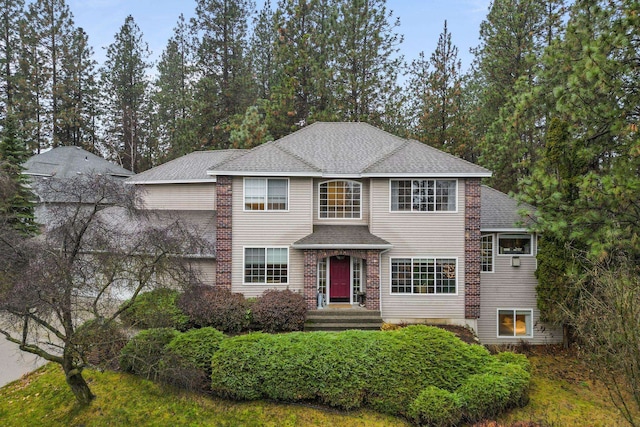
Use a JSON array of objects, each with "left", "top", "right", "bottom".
[
  {"left": 370, "top": 178, "right": 466, "bottom": 320},
  {"left": 140, "top": 183, "right": 216, "bottom": 210},
  {"left": 232, "top": 177, "right": 312, "bottom": 297},
  {"left": 477, "top": 238, "right": 562, "bottom": 344}
]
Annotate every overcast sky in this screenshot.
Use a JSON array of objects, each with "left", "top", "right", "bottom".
[{"left": 65, "top": 0, "right": 490, "bottom": 73}]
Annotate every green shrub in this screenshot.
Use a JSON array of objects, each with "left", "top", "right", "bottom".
[
  {"left": 494, "top": 351, "right": 531, "bottom": 372},
  {"left": 177, "top": 285, "right": 249, "bottom": 333},
  {"left": 73, "top": 318, "right": 128, "bottom": 370},
  {"left": 159, "top": 327, "right": 226, "bottom": 391},
  {"left": 251, "top": 289, "right": 306, "bottom": 332},
  {"left": 457, "top": 373, "right": 512, "bottom": 422},
  {"left": 119, "top": 328, "right": 178, "bottom": 380},
  {"left": 366, "top": 325, "right": 492, "bottom": 415},
  {"left": 210, "top": 330, "right": 375, "bottom": 408},
  {"left": 482, "top": 362, "right": 531, "bottom": 407},
  {"left": 119, "top": 288, "right": 189, "bottom": 330},
  {"left": 408, "top": 386, "right": 462, "bottom": 427}
]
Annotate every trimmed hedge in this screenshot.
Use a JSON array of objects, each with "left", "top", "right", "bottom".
[
  {"left": 119, "top": 288, "right": 189, "bottom": 331},
  {"left": 177, "top": 285, "right": 249, "bottom": 333},
  {"left": 251, "top": 289, "right": 306, "bottom": 332},
  {"left": 119, "top": 328, "right": 178, "bottom": 381},
  {"left": 159, "top": 327, "right": 226, "bottom": 391},
  {"left": 457, "top": 373, "right": 512, "bottom": 422},
  {"left": 209, "top": 325, "right": 527, "bottom": 420},
  {"left": 408, "top": 386, "right": 462, "bottom": 427}
]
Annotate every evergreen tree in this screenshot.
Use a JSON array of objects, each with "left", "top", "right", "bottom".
[
  {"left": 153, "top": 14, "right": 197, "bottom": 160},
  {"left": 0, "top": 112, "right": 37, "bottom": 235},
  {"left": 229, "top": 105, "right": 272, "bottom": 149},
  {"left": 332, "top": 0, "right": 402, "bottom": 125},
  {"left": 249, "top": 0, "right": 277, "bottom": 100},
  {"left": 409, "top": 21, "right": 467, "bottom": 155},
  {"left": 25, "top": 0, "right": 76, "bottom": 148},
  {"left": 100, "top": 15, "right": 152, "bottom": 173},
  {"left": 191, "top": 0, "right": 255, "bottom": 148},
  {"left": 265, "top": 0, "right": 337, "bottom": 138},
  {"left": 470, "top": 0, "right": 566, "bottom": 193},
  {"left": 59, "top": 27, "right": 99, "bottom": 150},
  {"left": 0, "top": 0, "right": 25, "bottom": 117},
  {"left": 520, "top": 4, "right": 640, "bottom": 406}
]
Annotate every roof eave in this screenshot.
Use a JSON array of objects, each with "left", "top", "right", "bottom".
[
  {"left": 481, "top": 228, "right": 532, "bottom": 233},
  {"left": 126, "top": 178, "right": 217, "bottom": 185},
  {"left": 361, "top": 172, "right": 493, "bottom": 178},
  {"left": 291, "top": 243, "right": 393, "bottom": 250},
  {"left": 207, "top": 170, "right": 323, "bottom": 177}
]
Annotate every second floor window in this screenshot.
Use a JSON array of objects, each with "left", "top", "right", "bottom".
[
  {"left": 319, "top": 180, "right": 361, "bottom": 219},
  {"left": 244, "top": 178, "right": 288, "bottom": 211},
  {"left": 391, "top": 179, "right": 457, "bottom": 212},
  {"left": 481, "top": 234, "right": 494, "bottom": 272}
]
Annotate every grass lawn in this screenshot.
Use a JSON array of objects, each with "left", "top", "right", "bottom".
[{"left": 0, "top": 347, "right": 637, "bottom": 426}]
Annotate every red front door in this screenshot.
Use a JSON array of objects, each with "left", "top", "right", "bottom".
[{"left": 329, "top": 256, "right": 351, "bottom": 302}]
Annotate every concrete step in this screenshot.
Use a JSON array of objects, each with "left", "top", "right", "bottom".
[
  {"left": 304, "top": 322, "right": 382, "bottom": 332},
  {"left": 304, "top": 309, "right": 383, "bottom": 331}
]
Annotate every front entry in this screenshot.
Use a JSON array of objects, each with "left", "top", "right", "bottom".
[{"left": 329, "top": 256, "right": 350, "bottom": 302}]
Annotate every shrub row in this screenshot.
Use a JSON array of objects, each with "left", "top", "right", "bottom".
[
  {"left": 208, "top": 325, "right": 530, "bottom": 423},
  {"left": 119, "top": 327, "right": 225, "bottom": 391},
  {"left": 120, "top": 287, "right": 306, "bottom": 334}
]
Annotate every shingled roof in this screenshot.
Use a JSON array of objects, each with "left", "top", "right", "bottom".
[
  {"left": 209, "top": 122, "right": 491, "bottom": 178},
  {"left": 292, "top": 225, "right": 392, "bottom": 249},
  {"left": 127, "top": 150, "right": 245, "bottom": 184},
  {"left": 23, "top": 146, "right": 133, "bottom": 179},
  {"left": 480, "top": 186, "right": 536, "bottom": 231}
]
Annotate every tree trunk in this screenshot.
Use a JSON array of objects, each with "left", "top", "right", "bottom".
[{"left": 63, "top": 363, "right": 95, "bottom": 405}]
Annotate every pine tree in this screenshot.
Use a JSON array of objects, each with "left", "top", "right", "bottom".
[
  {"left": 191, "top": 0, "right": 255, "bottom": 148},
  {"left": 332, "top": 0, "right": 402, "bottom": 125},
  {"left": 229, "top": 105, "right": 272, "bottom": 149},
  {"left": 153, "top": 14, "right": 197, "bottom": 160},
  {"left": 264, "top": 0, "right": 337, "bottom": 139},
  {"left": 59, "top": 27, "right": 99, "bottom": 150},
  {"left": 100, "top": 15, "right": 151, "bottom": 173},
  {"left": 249, "top": 0, "right": 277, "bottom": 100},
  {"left": 409, "top": 21, "right": 467, "bottom": 155},
  {"left": 470, "top": 0, "right": 566, "bottom": 193},
  {"left": 0, "top": 0, "right": 25, "bottom": 117},
  {"left": 0, "top": 112, "right": 37, "bottom": 235},
  {"left": 25, "top": 0, "right": 76, "bottom": 148}
]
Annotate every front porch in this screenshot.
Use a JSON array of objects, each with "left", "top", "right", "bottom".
[{"left": 293, "top": 225, "right": 392, "bottom": 311}]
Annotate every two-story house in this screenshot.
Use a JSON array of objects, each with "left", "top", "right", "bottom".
[{"left": 128, "top": 122, "right": 561, "bottom": 345}]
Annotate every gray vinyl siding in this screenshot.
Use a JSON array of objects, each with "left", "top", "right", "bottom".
[
  {"left": 232, "top": 176, "right": 312, "bottom": 297},
  {"left": 477, "top": 235, "right": 562, "bottom": 344},
  {"left": 190, "top": 259, "right": 216, "bottom": 287},
  {"left": 140, "top": 183, "right": 216, "bottom": 210},
  {"left": 370, "top": 178, "right": 466, "bottom": 320},
  {"left": 312, "top": 178, "right": 369, "bottom": 225}
]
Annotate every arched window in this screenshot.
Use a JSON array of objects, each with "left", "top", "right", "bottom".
[{"left": 319, "top": 180, "right": 361, "bottom": 219}]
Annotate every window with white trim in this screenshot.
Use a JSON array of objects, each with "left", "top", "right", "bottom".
[
  {"left": 319, "top": 180, "right": 361, "bottom": 218},
  {"left": 244, "top": 178, "right": 288, "bottom": 211},
  {"left": 498, "top": 309, "right": 533, "bottom": 337},
  {"left": 481, "top": 234, "right": 494, "bottom": 272},
  {"left": 244, "top": 248, "right": 288, "bottom": 284},
  {"left": 390, "top": 179, "right": 456, "bottom": 212},
  {"left": 498, "top": 234, "right": 532, "bottom": 255},
  {"left": 391, "top": 258, "right": 457, "bottom": 294}
]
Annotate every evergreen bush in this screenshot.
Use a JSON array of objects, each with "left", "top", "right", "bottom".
[
  {"left": 159, "top": 327, "right": 226, "bottom": 391},
  {"left": 119, "top": 288, "right": 189, "bottom": 330},
  {"left": 119, "top": 328, "right": 178, "bottom": 380},
  {"left": 457, "top": 373, "right": 512, "bottom": 422},
  {"left": 408, "top": 386, "right": 462, "bottom": 427}
]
